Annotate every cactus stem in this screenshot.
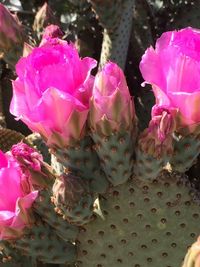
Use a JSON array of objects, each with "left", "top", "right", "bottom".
[{"left": 99, "top": 0, "right": 135, "bottom": 69}]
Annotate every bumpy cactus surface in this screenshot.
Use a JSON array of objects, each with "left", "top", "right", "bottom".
[
  {"left": 76, "top": 171, "right": 200, "bottom": 267},
  {"left": 1, "top": 1, "right": 200, "bottom": 267}
]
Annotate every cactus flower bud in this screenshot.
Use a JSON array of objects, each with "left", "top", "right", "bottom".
[
  {"left": 89, "top": 62, "right": 135, "bottom": 135},
  {"left": 0, "top": 150, "right": 38, "bottom": 240},
  {"left": 89, "top": 62, "right": 135, "bottom": 186},
  {"left": 0, "top": 4, "right": 24, "bottom": 55}
]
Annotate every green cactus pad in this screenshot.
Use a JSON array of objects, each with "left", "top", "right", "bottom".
[
  {"left": 89, "top": 0, "right": 122, "bottom": 31},
  {"left": 75, "top": 171, "right": 200, "bottom": 267},
  {"left": 94, "top": 0, "right": 134, "bottom": 69},
  {"left": 34, "top": 189, "right": 79, "bottom": 242},
  {"left": 134, "top": 148, "right": 167, "bottom": 180},
  {"left": 52, "top": 175, "right": 95, "bottom": 226},
  {"left": 91, "top": 131, "right": 134, "bottom": 186},
  {"left": 170, "top": 135, "right": 200, "bottom": 173},
  {"left": 0, "top": 241, "right": 33, "bottom": 266},
  {"left": 0, "top": 128, "right": 24, "bottom": 152},
  {"left": 25, "top": 133, "right": 51, "bottom": 165},
  {"left": 12, "top": 217, "right": 77, "bottom": 264},
  {"left": 51, "top": 135, "right": 109, "bottom": 194}
]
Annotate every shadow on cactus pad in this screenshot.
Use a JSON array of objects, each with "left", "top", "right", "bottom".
[{"left": 75, "top": 171, "right": 200, "bottom": 267}]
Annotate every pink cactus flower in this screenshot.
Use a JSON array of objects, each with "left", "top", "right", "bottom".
[
  {"left": 10, "top": 38, "right": 97, "bottom": 148},
  {"left": 140, "top": 27, "right": 200, "bottom": 131},
  {"left": 89, "top": 62, "right": 135, "bottom": 135},
  {"left": 0, "top": 150, "right": 38, "bottom": 240},
  {"left": 0, "top": 3, "right": 24, "bottom": 52}
]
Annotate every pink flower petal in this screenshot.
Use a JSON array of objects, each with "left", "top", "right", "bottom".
[
  {"left": 11, "top": 39, "right": 96, "bottom": 146},
  {"left": 168, "top": 91, "right": 200, "bottom": 126},
  {"left": 139, "top": 47, "right": 166, "bottom": 92},
  {"left": 0, "top": 167, "right": 23, "bottom": 211},
  {"left": 140, "top": 27, "right": 200, "bottom": 128},
  {"left": 0, "top": 150, "right": 8, "bottom": 168}
]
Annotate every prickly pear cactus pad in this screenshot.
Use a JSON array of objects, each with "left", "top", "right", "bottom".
[
  {"left": 51, "top": 135, "right": 109, "bottom": 194},
  {"left": 76, "top": 171, "right": 200, "bottom": 267},
  {"left": 170, "top": 134, "right": 200, "bottom": 173},
  {"left": 0, "top": 128, "right": 24, "bottom": 152}
]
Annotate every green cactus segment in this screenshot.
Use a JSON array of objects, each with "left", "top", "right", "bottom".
[
  {"left": 89, "top": 0, "right": 122, "bottom": 31},
  {"left": 170, "top": 135, "right": 200, "bottom": 173},
  {"left": 52, "top": 135, "right": 109, "bottom": 194},
  {"left": 91, "top": 131, "right": 134, "bottom": 186},
  {"left": 0, "top": 128, "right": 24, "bottom": 152},
  {"left": 26, "top": 133, "right": 63, "bottom": 175},
  {"left": 90, "top": 0, "right": 134, "bottom": 69},
  {"left": 33, "top": 189, "right": 78, "bottom": 242},
  {"left": 52, "top": 175, "right": 95, "bottom": 226},
  {"left": 0, "top": 241, "right": 33, "bottom": 266},
  {"left": 134, "top": 148, "right": 168, "bottom": 180},
  {"left": 76, "top": 172, "right": 200, "bottom": 267},
  {"left": 12, "top": 217, "right": 77, "bottom": 264}
]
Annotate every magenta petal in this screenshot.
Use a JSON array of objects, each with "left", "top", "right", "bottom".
[
  {"left": 10, "top": 79, "right": 30, "bottom": 119},
  {"left": 0, "top": 211, "right": 15, "bottom": 226},
  {"left": 0, "top": 150, "right": 8, "bottom": 168},
  {"left": 11, "top": 38, "right": 96, "bottom": 145},
  {"left": 37, "top": 87, "right": 87, "bottom": 133},
  {"left": 168, "top": 91, "right": 200, "bottom": 125},
  {"left": 166, "top": 53, "right": 200, "bottom": 93},
  {"left": 155, "top": 31, "right": 173, "bottom": 51},
  {"left": 15, "top": 57, "right": 28, "bottom": 79},
  {"left": 16, "top": 191, "right": 38, "bottom": 210},
  {"left": 0, "top": 167, "right": 23, "bottom": 211},
  {"left": 140, "top": 27, "right": 200, "bottom": 129},
  {"left": 139, "top": 47, "right": 166, "bottom": 91},
  {"left": 8, "top": 192, "right": 37, "bottom": 231},
  {"left": 74, "top": 76, "right": 94, "bottom": 107},
  {"left": 37, "top": 63, "right": 74, "bottom": 94}
]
